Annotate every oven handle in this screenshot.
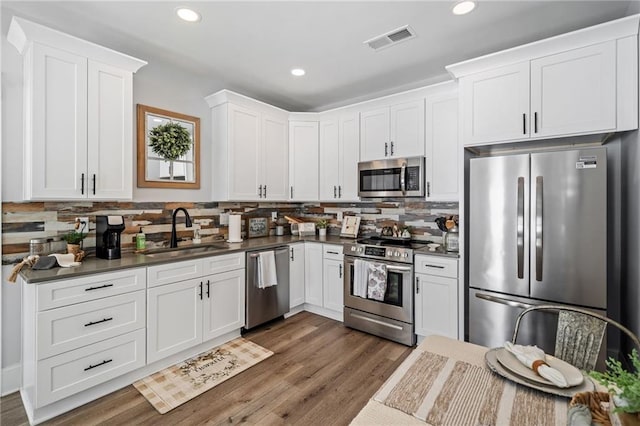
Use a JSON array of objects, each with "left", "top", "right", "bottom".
[{"left": 386, "top": 265, "right": 412, "bottom": 272}]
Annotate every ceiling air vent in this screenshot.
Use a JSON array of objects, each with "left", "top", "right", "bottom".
[{"left": 364, "top": 25, "right": 416, "bottom": 51}]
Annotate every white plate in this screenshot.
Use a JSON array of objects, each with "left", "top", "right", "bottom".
[
  {"left": 495, "top": 347, "right": 583, "bottom": 388},
  {"left": 485, "top": 348, "right": 594, "bottom": 398}
]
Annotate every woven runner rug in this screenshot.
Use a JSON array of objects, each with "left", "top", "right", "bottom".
[
  {"left": 134, "top": 337, "right": 273, "bottom": 414},
  {"left": 374, "top": 350, "right": 568, "bottom": 426}
]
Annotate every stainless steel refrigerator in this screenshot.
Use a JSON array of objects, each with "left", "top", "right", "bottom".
[{"left": 468, "top": 147, "right": 607, "bottom": 355}]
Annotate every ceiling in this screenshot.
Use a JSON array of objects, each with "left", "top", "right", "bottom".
[{"left": 2, "top": 1, "right": 637, "bottom": 112}]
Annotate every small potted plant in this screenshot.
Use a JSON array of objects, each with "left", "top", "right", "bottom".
[
  {"left": 317, "top": 219, "right": 328, "bottom": 237},
  {"left": 62, "top": 220, "right": 87, "bottom": 255},
  {"left": 589, "top": 349, "right": 640, "bottom": 425}
]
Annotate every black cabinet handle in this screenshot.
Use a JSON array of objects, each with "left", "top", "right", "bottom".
[
  {"left": 427, "top": 182, "right": 431, "bottom": 198},
  {"left": 81, "top": 173, "right": 85, "bottom": 195},
  {"left": 206, "top": 280, "right": 210, "bottom": 298},
  {"left": 334, "top": 186, "right": 337, "bottom": 198},
  {"left": 84, "top": 317, "right": 113, "bottom": 327},
  {"left": 523, "top": 113, "right": 526, "bottom": 134},
  {"left": 264, "top": 185, "right": 267, "bottom": 198},
  {"left": 534, "top": 112, "right": 538, "bottom": 133},
  {"left": 85, "top": 283, "right": 113, "bottom": 292},
  {"left": 92, "top": 174, "right": 96, "bottom": 195},
  {"left": 338, "top": 186, "right": 342, "bottom": 198},
  {"left": 390, "top": 141, "right": 394, "bottom": 156},
  {"left": 416, "top": 276, "right": 420, "bottom": 294},
  {"left": 258, "top": 185, "right": 263, "bottom": 198},
  {"left": 290, "top": 248, "right": 294, "bottom": 261},
  {"left": 384, "top": 142, "right": 388, "bottom": 157},
  {"left": 339, "top": 264, "right": 343, "bottom": 278},
  {"left": 199, "top": 282, "right": 203, "bottom": 300},
  {"left": 290, "top": 186, "right": 293, "bottom": 198},
  {"left": 425, "top": 264, "right": 445, "bottom": 269},
  {"left": 84, "top": 359, "right": 112, "bottom": 371}
]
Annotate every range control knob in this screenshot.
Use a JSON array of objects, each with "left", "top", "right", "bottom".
[
  {"left": 357, "top": 247, "right": 364, "bottom": 253},
  {"left": 350, "top": 246, "right": 356, "bottom": 251},
  {"left": 394, "top": 251, "right": 401, "bottom": 257},
  {"left": 402, "top": 252, "right": 409, "bottom": 258}
]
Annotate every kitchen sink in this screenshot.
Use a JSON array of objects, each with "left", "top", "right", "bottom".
[{"left": 142, "top": 243, "right": 228, "bottom": 259}]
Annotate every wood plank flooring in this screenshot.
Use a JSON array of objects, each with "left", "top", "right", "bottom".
[{"left": 1, "top": 312, "right": 412, "bottom": 425}]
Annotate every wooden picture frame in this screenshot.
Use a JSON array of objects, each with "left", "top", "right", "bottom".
[
  {"left": 246, "top": 217, "right": 269, "bottom": 238},
  {"left": 137, "top": 104, "right": 200, "bottom": 189}
]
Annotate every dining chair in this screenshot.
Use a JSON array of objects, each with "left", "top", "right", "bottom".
[{"left": 512, "top": 305, "right": 640, "bottom": 371}]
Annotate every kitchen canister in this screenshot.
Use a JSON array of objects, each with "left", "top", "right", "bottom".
[{"left": 444, "top": 225, "right": 459, "bottom": 252}]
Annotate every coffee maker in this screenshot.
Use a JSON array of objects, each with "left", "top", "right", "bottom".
[{"left": 96, "top": 216, "right": 125, "bottom": 260}]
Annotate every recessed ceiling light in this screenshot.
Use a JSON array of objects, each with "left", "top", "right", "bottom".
[
  {"left": 176, "top": 7, "right": 201, "bottom": 22},
  {"left": 452, "top": 0, "right": 476, "bottom": 15},
  {"left": 291, "top": 68, "right": 306, "bottom": 77}
]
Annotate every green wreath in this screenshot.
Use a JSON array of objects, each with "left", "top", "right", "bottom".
[{"left": 148, "top": 122, "right": 192, "bottom": 161}]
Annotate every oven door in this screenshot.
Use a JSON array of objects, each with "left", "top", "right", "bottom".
[{"left": 343, "top": 256, "right": 413, "bottom": 323}]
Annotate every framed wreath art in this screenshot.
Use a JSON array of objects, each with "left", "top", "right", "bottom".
[{"left": 137, "top": 104, "right": 200, "bottom": 188}]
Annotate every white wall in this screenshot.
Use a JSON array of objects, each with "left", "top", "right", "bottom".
[{"left": 0, "top": 11, "right": 226, "bottom": 393}]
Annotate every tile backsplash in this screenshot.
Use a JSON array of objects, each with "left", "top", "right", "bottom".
[{"left": 1, "top": 200, "right": 458, "bottom": 263}]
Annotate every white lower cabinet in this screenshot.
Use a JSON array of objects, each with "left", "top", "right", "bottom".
[
  {"left": 289, "top": 243, "right": 305, "bottom": 309},
  {"left": 414, "top": 255, "right": 459, "bottom": 339},
  {"left": 146, "top": 253, "right": 245, "bottom": 364},
  {"left": 304, "top": 243, "right": 344, "bottom": 318},
  {"left": 21, "top": 268, "right": 147, "bottom": 410}
]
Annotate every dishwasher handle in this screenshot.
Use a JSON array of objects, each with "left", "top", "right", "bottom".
[{"left": 248, "top": 247, "right": 289, "bottom": 258}]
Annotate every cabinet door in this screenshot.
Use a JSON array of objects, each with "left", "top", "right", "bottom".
[
  {"left": 29, "top": 43, "right": 88, "bottom": 199},
  {"left": 322, "top": 258, "right": 344, "bottom": 313},
  {"left": 147, "top": 279, "right": 203, "bottom": 364},
  {"left": 389, "top": 100, "right": 425, "bottom": 158},
  {"left": 319, "top": 119, "right": 340, "bottom": 200},
  {"left": 289, "top": 243, "right": 306, "bottom": 308},
  {"left": 304, "top": 243, "right": 323, "bottom": 306},
  {"left": 360, "top": 107, "right": 389, "bottom": 161},
  {"left": 228, "top": 104, "right": 261, "bottom": 200},
  {"left": 461, "top": 62, "right": 530, "bottom": 145},
  {"left": 414, "top": 273, "right": 458, "bottom": 339},
  {"left": 338, "top": 114, "right": 360, "bottom": 201},
  {"left": 87, "top": 60, "right": 133, "bottom": 199},
  {"left": 289, "top": 121, "right": 319, "bottom": 201},
  {"left": 262, "top": 114, "right": 289, "bottom": 200},
  {"left": 530, "top": 41, "right": 616, "bottom": 138},
  {"left": 202, "top": 269, "right": 245, "bottom": 341},
  {"left": 425, "top": 93, "right": 459, "bottom": 201}
]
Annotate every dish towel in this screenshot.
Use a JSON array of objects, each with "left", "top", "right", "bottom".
[
  {"left": 353, "top": 259, "right": 369, "bottom": 298},
  {"left": 503, "top": 341, "right": 569, "bottom": 387},
  {"left": 367, "top": 262, "right": 388, "bottom": 301},
  {"left": 257, "top": 251, "right": 278, "bottom": 289}
]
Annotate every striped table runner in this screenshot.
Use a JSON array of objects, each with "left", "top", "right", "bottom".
[{"left": 374, "top": 350, "right": 568, "bottom": 426}]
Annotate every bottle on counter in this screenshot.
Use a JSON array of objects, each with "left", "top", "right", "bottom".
[{"left": 136, "top": 227, "right": 146, "bottom": 250}]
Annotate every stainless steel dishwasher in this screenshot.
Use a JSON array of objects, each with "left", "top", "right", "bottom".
[{"left": 245, "top": 246, "right": 290, "bottom": 329}]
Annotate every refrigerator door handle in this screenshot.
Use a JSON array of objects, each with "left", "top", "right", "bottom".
[
  {"left": 475, "top": 292, "right": 535, "bottom": 310},
  {"left": 535, "top": 176, "right": 543, "bottom": 281},
  {"left": 517, "top": 177, "right": 525, "bottom": 279}
]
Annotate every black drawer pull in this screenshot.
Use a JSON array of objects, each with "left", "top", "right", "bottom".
[
  {"left": 327, "top": 251, "right": 339, "bottom": 255},
  {"left": 206, "top": 280, "right": 210, "bottom": 298},
  {"left": 425, "top": 264, "right": 445, "bottom": 269},
  {"left": 84, "top": 359, "right": 112, "bottom": 371},
  {"left": 85, "top": 284, "right": 114, "bottom": 292},
  {"left": 84, "top": 317, "right": 113, "bottom": 327}
]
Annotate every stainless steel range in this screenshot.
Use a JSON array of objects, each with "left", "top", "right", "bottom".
[{"left": 343, "top": 237, "right": 427, "bottom": 346}]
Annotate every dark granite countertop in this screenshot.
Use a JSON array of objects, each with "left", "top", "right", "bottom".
[
  {"left": 413, "top": 247, "right": 460, "bottom": 259},
  {"left": 20, "top": 235, "right": 353, "bottom": 284}
]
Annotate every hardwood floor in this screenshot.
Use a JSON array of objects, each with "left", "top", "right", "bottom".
[{"left": 1, "top": 312, "right": 412, "bottom": 425}]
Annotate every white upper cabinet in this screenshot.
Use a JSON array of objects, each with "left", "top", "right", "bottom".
[
  {"left": 449, "top": 15, "right": 639, "bottom": 147},
  {"left": 289, "top": 121, "right": 319, "bottom": 201},
  {"left": 360, "top": 99, "right": 424, "bottom": 161},
  {"left": 8, "top": 17, "right": 146, "bottom": 200},
  {"left": 208, "top": 91, "right": 289, "bottom": 201},
  {"left": 425, "top": 90, "right": 459, "bottom": 201},
  {"left": 319, "top": 113, "right": 359, "bottom": 201}
]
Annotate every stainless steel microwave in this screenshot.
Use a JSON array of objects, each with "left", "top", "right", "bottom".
[{"left": 358, "top": 156, "right": 425, "bottom": 198}]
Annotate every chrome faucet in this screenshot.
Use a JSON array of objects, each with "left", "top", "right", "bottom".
[{"left": 170, "top": 207, "right": 193, "bottom": 248}]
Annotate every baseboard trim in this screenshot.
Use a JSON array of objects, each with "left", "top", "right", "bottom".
[{"left": 1, "top": 363, "right": 21, "bottom": 396}]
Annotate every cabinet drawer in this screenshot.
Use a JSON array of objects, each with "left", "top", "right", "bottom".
[
  {"left": 147, "top": 259, "right": 204, "bottom": 288},
  {"left": 202, "top": 252, "right": 245, "bottom": 275},
  {"left": 37, "top": 268, "right": 146, "bottom": 310},
  {"left": 35, "top": 329, "right": 145, "bottom": 408},
  {"left": 323, "top": 244, "right": 343, "bottom": 260},
  {"left": 37, "top": 291, "right": 145, "bottom": 359},
  {"left": 414, "top": 255, "right": 458, "bottom": 278}
]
